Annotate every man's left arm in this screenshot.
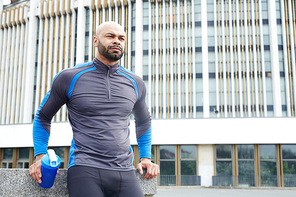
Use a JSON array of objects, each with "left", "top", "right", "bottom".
[{"left": 132, "top": 80, "right": 159, "bottom": 179}]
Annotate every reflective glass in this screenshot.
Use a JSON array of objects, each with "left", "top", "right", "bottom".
[
  {"left": 3, "top": 148, "right": 13, "bottom": 159},
  {"left": 216, "top": 145, "right": 232, "bottom": 159},
  {"left": 238, "top": 161, "right": 255, "bottom": 176},
  {"left": 160, "top": 161, "right": 175, "bottom": 175},
  {"left": 216, "top": 161, "right": 232, "bottom": 176},
  {"left": 160, "top": 146, "right": 175, "bottom": 159},
  {"left": 1, "top": 163, "right": 7, "bottom": 168},
  {"left": 207, "top": 4, "right": 214, "bottom": 12},
  {"left": 17, "top": 162, "right": 23, "bottom": 168},
  {"left": 238, "top": 161, "right": 255, "bottom": 186},
  {"left": 207, "top": 13, "right": 214, "bottom": 21},
  {"left": 260, "top": 161, "right": 277, "bottom": 175},
  {"left": 208, "top": 37, "right": 215, "bottom": 46},
  {"left": 260, "top": 145, "right": 276, "bottom": 159},
  {"left": 18, "top": 148, "right": 29, "bottom": 159},
  {"left": 195, "top": 37, "right": 202, "bottom": 47},
  {"left": 282, "top": 145, "right": 296, "bottom": 159},
  {"left": 263, "top": 35, "right": 270, "bottom": 45},
  {"left": 151, "top": 146, "right": 155, "bottom": 161},
  {"left": 181, "top": 161, "right": 196, "bottom": 175},
  {"left": 180, "top": 146, "right": 196, "bottom": 159},
  {"left": 52, "top": 147, "right": 65, "bottom": 158},
  {"left": 260, "top": 161, "right": 277, "bottom": 187},
  {"left": 283, "top": 161, "right": 296, "bottom": 175},
  {"left": 238, "top": 145, "right": 254, "bottom": 159}
]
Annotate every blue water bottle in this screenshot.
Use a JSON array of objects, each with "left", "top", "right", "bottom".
[{"left": 39, "top": 149, "right": 61, "bottom": 188}]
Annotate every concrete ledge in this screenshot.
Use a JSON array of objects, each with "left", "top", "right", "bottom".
[{"left": 0, "top": 169, "right": 157, "bottom": 197}]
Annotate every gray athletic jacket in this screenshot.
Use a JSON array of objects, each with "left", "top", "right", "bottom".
[{"left": 33, "top": 58, "right": 152, "bottom": 171}]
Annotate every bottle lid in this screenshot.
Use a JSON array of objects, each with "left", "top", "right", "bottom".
[
  {"left": 48, "top": 149, "right": 58, "bottom": 167},
  {"left": 41, "top": 149, "right": 61, "bottom": 169}
]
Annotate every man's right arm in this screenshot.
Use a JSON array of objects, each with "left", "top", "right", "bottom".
[{"left": 30, "top": 71, "right": 69, "bottom": 183}]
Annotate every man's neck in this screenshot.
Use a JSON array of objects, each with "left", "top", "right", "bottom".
[{"left": 96, "top": 55, "right": 118, "bottom": 66}]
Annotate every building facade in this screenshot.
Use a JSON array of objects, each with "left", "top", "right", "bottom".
[{"left": 0, "top": 0, "right": 296, "bottom": 187}]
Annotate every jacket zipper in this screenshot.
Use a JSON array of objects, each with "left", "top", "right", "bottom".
[{"left": 107, "top": 69, "right": 111, "bottom": 100}]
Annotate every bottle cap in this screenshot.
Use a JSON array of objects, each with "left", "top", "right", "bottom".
[{"left": 41, "top": 149, "right": 61, "bottom": 170}]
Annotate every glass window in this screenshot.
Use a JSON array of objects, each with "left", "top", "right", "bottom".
[
  {"left": 52, "top": 147, "right": 65, "bottom": 169},
  {"left": 17, "top": 148, "right": 30, "bottom": 169},
  {"left": 1, "top": 148, "right": 13, "bottom": 168},
  {"left": 216, "top": 145, "right": 232, "bottom": 159},
  {"left": 151, "top": 146, "right": 155, "bottom": 163},
  {"left": 159, "top": 145, "right": 176, "bottom": 186},
  {"left": 282, "top": 145, "right": 296, "bottom": 187},
  {"left": 259, "top": 145, "right": 278, "bottom": 187},
  {"left": 237, "top": 145, "right": 255, "bottom": 187},
  {"left": 180, "top": 145, "right": 197, "bottom": 186},
  {"left": 215, "top": 145, "right": 233, "bottom": 186}
]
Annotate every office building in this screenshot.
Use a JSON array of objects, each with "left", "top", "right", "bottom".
[{"left": 0, "top": 0, "right": 295, "bottom": 187}]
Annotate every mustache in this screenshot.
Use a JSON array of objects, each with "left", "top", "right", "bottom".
[{"left": 108, "top": 45, "right": 123, "bottom": 51}]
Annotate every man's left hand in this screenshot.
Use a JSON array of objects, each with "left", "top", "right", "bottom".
[{"left": 137, "top": 158, "right": 160, "bottom": 179}]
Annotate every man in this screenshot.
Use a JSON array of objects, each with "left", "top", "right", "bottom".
[{"left": 30, "top": 21, "right": 159, "bottom": 197}]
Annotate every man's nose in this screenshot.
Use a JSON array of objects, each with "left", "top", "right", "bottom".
[{"left": 113, "top": 37, "right": 121, "bottom": 45}]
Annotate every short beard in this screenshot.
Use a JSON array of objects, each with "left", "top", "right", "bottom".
[{"left": 98, "top": 40, "right": 124, "bottom": 61}]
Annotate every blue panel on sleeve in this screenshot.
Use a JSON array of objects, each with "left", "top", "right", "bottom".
[
  {"left": 33, "top": 91, "right": 51, "bottom": 157},
  {"left": 67, "top": 66, "right": 96, "bottom": 100},
  {"left": 137, "top": 126, "right": 152, "bottom": 159},
  {"left": 117, "top": 69, "right": 139, "bottom": 100}
]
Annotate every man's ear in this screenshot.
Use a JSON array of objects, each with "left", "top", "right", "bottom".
[{"left": 93, "top": 36, "right": 99, "bottom": 47}]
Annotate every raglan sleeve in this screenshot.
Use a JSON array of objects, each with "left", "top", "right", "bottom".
[
  {"left": 132, "top": 79, "right": 152, "bottom": 159},
  {"left": 33, "top": 72, "right": 70, "bottom": 157}
]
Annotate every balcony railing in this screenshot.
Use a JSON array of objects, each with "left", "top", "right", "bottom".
[
  {"left": 212, "top": 175, "right": 234, "bottom": 187},
  {"left": 283, "top": 175, "right": 296, "bottom": 187},
  {"left": 213, "top": 175, "right": 296, "bottom": 187},
  {"left": 260, "top": 175, "right": 278, "bottom": 187},
  {"left": 159, "top": 175, "right": 201, "bottom": 186}
]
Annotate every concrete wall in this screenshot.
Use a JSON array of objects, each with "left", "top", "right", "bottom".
[{"left": 0, "top": 169, "right": 157, "bottom": 197}]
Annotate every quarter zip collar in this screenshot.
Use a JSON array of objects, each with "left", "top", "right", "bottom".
[{"left": 93, "top": 58, "right": 119, "bottom": 74}]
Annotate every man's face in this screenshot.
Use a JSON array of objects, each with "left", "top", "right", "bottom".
[
  {"left": 97, "top": 39, "right": 124, "bottom": 61},
  {"left": 95, "top": 23, "right": 126, "bottom": 62}
]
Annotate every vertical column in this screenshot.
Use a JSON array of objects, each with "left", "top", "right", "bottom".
[
  {"left": 12, "top": 148, "right": 18, "bottom": 168},
  {"left": 268, "top": 0, "right": 282, "bottom": 116},
  {"left": 0, "top": 2, "right": 3, "bottom": 122},
  {"left": 191, "top": 0, "right": 196, "bottom": 118},
  {"left": 135, "top": 0, "right": 143, "bottom": 77},
  {"left": 280, "top": 0, "right": 291, "bottom": 116},
  {"left": 258, "top": 0, "right": 267, "bottom": 117},
  {"left": 1, "top": 10, "right": 12, "bottom": 124},
  {"left": 201, "top": 0, "right": 209, "bottom": 118},
  {"left": 76, "top": 0, "right": 86, "bottom": 64},
  {"left": 198, "top": 145, "right": 214, "bottom": 187},
  {"left": 10, "top": 7, "right": 20, "bottom": 124},
  {"left": 23, "top": 0, "right": 38, "bottom": 123},
  {"left": 16, "top": 6, "right": 27, "bottom": 123},
  {"left": 169, "top": 0, "right": 174, "bottom": 118},
  {"left": 288, "top": 0, "right": 296, "bottom": 116},
  {"left": 6, "top": 9, "right": 16, "bottom": 124}
]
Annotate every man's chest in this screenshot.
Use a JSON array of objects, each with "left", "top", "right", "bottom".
[{"left": 67, "top": 73, "right": 137, "bottom": 117}]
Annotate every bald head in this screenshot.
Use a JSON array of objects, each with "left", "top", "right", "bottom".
[
  {"left": 96, "top": 21, "right": 125, "bottom": 38},
  {"left": 93, "top": 21, "right": 126, "bottom": 65}
]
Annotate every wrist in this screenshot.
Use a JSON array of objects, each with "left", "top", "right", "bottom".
[
  {"left": 35, "top": 154, "right": 45, "bottom": 161},
  {"left": 140, "top": 158, "right": 151, "bottom": 162}
]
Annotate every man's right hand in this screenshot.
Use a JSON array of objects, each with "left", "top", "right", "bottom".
[{"left": 29, "top": 154, "right": 45, "bottom": 184}]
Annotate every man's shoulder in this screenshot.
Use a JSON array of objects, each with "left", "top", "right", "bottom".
[
  {"left": 53, "top": 61, "right": 95, "bottom": 83},
  {"left": 118, "top": 66, "right": 144, "bottom": 83}
]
